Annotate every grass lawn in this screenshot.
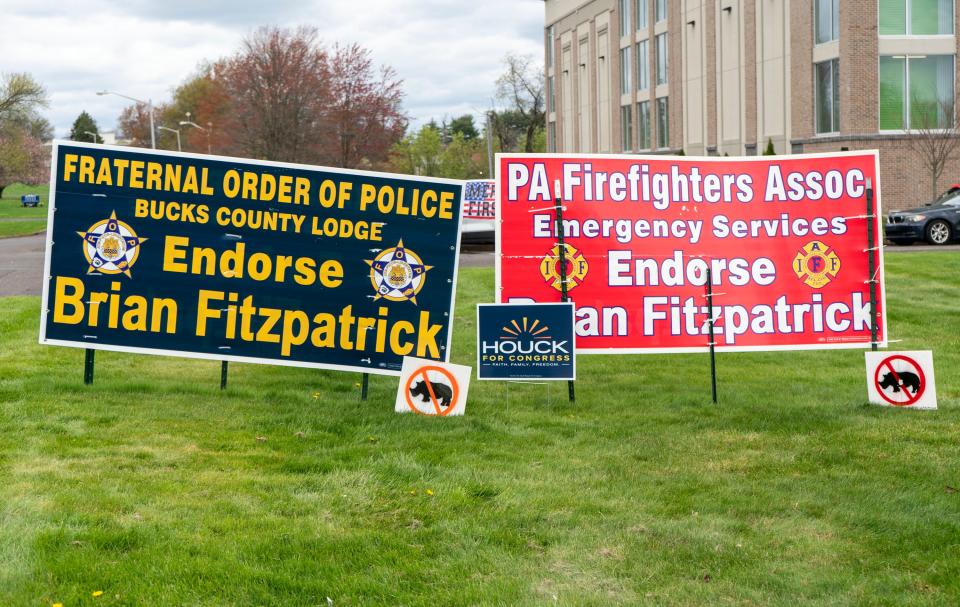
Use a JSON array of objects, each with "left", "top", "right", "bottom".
[
  {"left": 0, "top": 183, "right": 49, "bottom": 237},
  {"left": 1, "top": 254, "right": 958, "bottom": 606}
]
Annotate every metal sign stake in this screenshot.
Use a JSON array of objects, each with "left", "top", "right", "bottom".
[
  {"left": 83, "top": 349, "right": 95, "bottom": 385},
  {"left": 220, "top": 361, "right": 228, "bottom": 390},
  {"left": 706, "top": 268, "right": 718, "bottom": 404},
  {"left": 554, "top": 185, "right": 575, "bottom": 403},
  {"left": 866, "top": 180, "right": 879, "bottom": 351},
  {"left": 361, "top": 372, "right": 369, "bottom": 400}
]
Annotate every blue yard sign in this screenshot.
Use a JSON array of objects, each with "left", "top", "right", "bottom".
[
  {"left": 40, "top": 141, "right": 464, "bottom": 376},
  {"left": 476, "top": 302, "right": 575, "bottom": 380}
]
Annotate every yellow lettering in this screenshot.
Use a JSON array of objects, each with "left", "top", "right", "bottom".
[
  {"left": 196, "top": 290, "right": 223, "bottom": 336},
  {"left": 163, "top": 236, "right": 190, "bottom": 273},
  {"left": 52, "top": 276, "right": 84, "bottom": 323}
]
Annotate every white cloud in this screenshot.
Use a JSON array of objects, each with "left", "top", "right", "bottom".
[{"left": 0, "top": 0, "right": 543, "bottom": 139}]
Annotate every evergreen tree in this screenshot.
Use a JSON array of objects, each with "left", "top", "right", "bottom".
[
  {"left": 449, "top": 115, "right": 479, "bottom": 140},
  {"left": 69, "top": 111, "right": 102, "bottom": 143},
  {"left": 763, "top": 138, "right": 776, "bottom": 155}
]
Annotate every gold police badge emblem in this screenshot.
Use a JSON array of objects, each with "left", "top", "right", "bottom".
[
  {"left": 792, "top": 240, "right": 841, "bottom": 288},
  {"left": 365, "top": 239, "right": 432, "bottom": 304},
  {"left": 77, "top": 211, "right": 147, "bottom": 277},
  {"left": 539, "top": 243, "right": 588, "bottom": 292}
]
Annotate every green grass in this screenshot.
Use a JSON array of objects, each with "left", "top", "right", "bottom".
[
  {"left": 0, "top": 183, "right": 49, "bottom": 237},
  {"left": 1, "top": 254, "right": 958, "bottom": 606}
]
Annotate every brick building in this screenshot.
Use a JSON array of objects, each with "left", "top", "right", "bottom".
[{"left": 543, "top": 0, "right": 960, "bottom": 210}]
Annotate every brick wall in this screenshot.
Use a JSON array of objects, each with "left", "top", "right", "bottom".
[
  {"left": 705, "top": 1, "right": 717, "bottom": 149},
  {"left": 840, "top": 0, "right": 878, "bottom": 133},
  {"left": 791, "top": 0, "right": 814, "bottom": 141},
  {"left": 668, "top": 0, "right": 684, "bottom": 151},
  {"left": 800, "top": 136, "right": 960, "bottom": 210},
  {"left": 744, "top": 0, "right": 757, "bottom": 148}
]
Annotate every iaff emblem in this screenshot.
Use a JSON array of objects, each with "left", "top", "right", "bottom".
[
  {"left": 792, "top": 240, "right": 841, "bottom": 288},
  {"left": 539, "top": 243, "right": 588, "bottom": 291},
  {"left": 366, "top": 239, "right": 432, "bottom": 304},
  {"left": 77, "top": 211, "right": 147, "bottom": 277}
]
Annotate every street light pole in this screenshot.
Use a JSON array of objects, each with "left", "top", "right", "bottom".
[
  {"left": 83, "top": 130, "right": 99, "bottom": 144},
  {"left": 97, "top": 90, "right": 156, "bottom": 149},
  {"left": 157, "top": 126, "right": 181, "bottom": 152},
  {"left": 179, "top": 114, "right": 212, "bottom": 154}
]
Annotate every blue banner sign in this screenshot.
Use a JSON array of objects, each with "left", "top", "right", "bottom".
[
  {"left": 40, "top": 141, "right": 464, "bottom": 376},
  {"left": 476, "top": 302, "right": 575, "bottom": 380}
]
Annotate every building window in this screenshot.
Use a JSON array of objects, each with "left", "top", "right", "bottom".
[
  {"left": 547, "top": 25, "right": 555, "bottom": 67},
  {"left": 815, "top": 59, "right": 839, "bottom": 133},
  {"left": 636, "top": 41, "right": 648, "bottom": 90},
  {"left": 880, "top": 54, "right": 955, "bottom": 130},
  {"left": 636, "top": 0, "right": 648, "bottom": 30},
  {"left": 656, "top": 97, "right": 668, "bottom": 148},
  {"left": 655, "top": 34, "right": 667, "bottom": 85},
  {"left": 814, "top": 0, "right": 839, "bottom": 44},
  {"left": 620, "top": 46, "right": 632, "bottom": 94},
  {"left": 619, "top": 0, "right": 631, "bottom": 36},
  {"left": 880, "top": 0, "right": 954, "bottom": 35},
  {"left": 548, "top": 122, "right": 557, "bottom": 152},
  {"left": 547, "top": 76, "right": 555, "bottom": 113},
  {"left": 637, "top": 100, "right": 651, "bottom": 149},
  {"left": 621, "top": 105, "right": 633, "bottom": 151},
  {"left": 655, "top": 0, "right": 666, "bottom": 23}
]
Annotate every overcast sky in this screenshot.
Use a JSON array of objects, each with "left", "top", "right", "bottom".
[{"left": 0, "top": 0, "right": 544, "bottom": 139}]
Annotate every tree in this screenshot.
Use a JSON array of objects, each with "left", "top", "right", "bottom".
[
  {"left": 449, "top": 115, "right": 479, "bottom": 141},
  {"left": 763, "top": 138, "right": 776, "bottom": 155},
  {"left": 118, "top": 101, "right": 164, "bottom": 148},
  {"left": 0, "top": 126, "right": 48, "bottom": 196},
  {"left": 168, "top": 67, "right": 233, "bottom": 154},
  {"left": 388, "top": 123, "right": 484, "bottom": 179},
  {"left": 495, "top": 54, "right": 545, "bottom": 153},
  {"left": 389, "top": 125, "right": 443, "bottom": 176},
  {"left": 0, "top": 73, "right": 47, "bottom": 124},
  {"left": 489, "top": 108, "right": 530, "bottom": 153},
  {"left": 439, "top": 133, "right": 485, "bottom": 179},
  {"left": 28, "top": 116, "right": 54, "bottom": 142},
  {"left": 907, "top": 98, "right": 960, "bottom": 199},
  {"left": 318, "top": 43, "right": 406, "bottom": 169},
  {"left": 0, "top": 73, "right": 49, "bottom": 196},
  {"left": 69, "top": 111, "right": 102, "bottom": 143},
  {"left": 215, "top": 26, "right": 331, "bottom": 163}
]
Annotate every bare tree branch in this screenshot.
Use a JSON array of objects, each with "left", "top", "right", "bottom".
[{"left": 907, "top": 97, "right": 960, "bottom": 200}]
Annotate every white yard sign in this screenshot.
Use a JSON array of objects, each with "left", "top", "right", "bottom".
[{"left": 865, "top": 351, "right": 937, "bottom": 410}]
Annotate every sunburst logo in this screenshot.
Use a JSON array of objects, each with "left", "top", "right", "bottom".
[{"left": 500, "top": 317, "right": 552, "bottom": 341}]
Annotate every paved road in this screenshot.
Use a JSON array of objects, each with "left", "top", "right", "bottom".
[
  {"left": 0, "top": 233, "right": 46, "bottom": 297},
  {"left": 883, "top": 244, "right": 960, "bottom": 253},
  {"left": 0, "top": 234, "right": 954, "bottom": 297}
]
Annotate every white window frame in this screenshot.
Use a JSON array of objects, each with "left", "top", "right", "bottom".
[
  {"left": 815, "top": 58, "right": 840, "bottom": 135},
  {"left": 636, "top": 40, "right": 649, "bottom": 91},
  {"left": 878, "top": 0, "right": 955, "bottom": 37},
  {"left": 878, "top": 53, "right": 957, "bottom": 133}
]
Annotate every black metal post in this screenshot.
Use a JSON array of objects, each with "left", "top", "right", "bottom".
[
  {"left": 554, "top": 195, "right": 575, "bottom": 403},
  {"left": 866, "top": 181, "right": 878, "bottom": 351},
  {"left": 361, "top": 373, "right": 369, "bottom": 401},
  {"left": 706, "top": 268, "right": 717, "bottom": 404},
  {"left": 220, "top": 361, "right": 228, "bottom": 390},
  {"left": 83, "top": 349, "right": 95, "bottom": 385}
]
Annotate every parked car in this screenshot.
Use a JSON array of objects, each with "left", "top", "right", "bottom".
[{"left": 885, "top": 185, "right": 960, "bottom": 245}]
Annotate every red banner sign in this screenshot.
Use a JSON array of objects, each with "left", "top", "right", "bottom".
[{"left": 496, "top": 152, "right": 887, "bottom": 353}]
